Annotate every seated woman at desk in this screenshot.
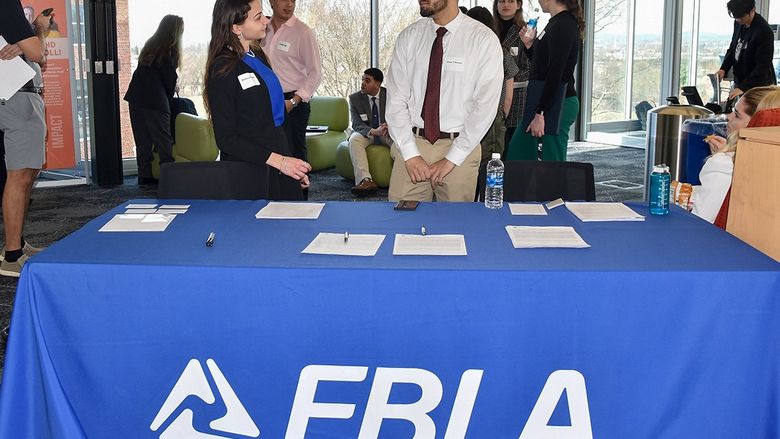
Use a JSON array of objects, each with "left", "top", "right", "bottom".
[
  {"left": 694, "top": 86, "right": 779, "bottom": 222},
  {"left": 204, "top": 0, "right": 310, "bottom": 200}
]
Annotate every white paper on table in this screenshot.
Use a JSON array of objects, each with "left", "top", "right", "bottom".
[
  {"left": 505, "top": 226, "right": 590, "bottom": 248},
  {"left": 0, "top": 37, "right": 36, "bottom": 100},
  {"left": 125, "top": 203, "right": 158, "bottom": 209},
  {"left": 99, "top": 213, "right": 175, "bottom": 232},
  {"left": 159, "top": 204, "right": 190, "bottom": 209},
  {"left": 545, "top": 198, "right": 565, "bottom": 209},
  {"left": 125, "top": 208, "right": 159, "bottom": 214},
  {"left": 509, "top": 203, "right": 548, "bottom": 216},
  {"left": 565, "top": 202, "right": 645, "bottom": 222},
  {"left": 156, "top": 209, "right": 188, "bottom": 215},
  {"left": 256, "top": 202, "right": 325, "bottom": 219},
  {"left": 302, "top": 232, "right": 385, "bottom": 256},
  {"left": 393, "top": 234, "right": 468, "bottom": 256}
]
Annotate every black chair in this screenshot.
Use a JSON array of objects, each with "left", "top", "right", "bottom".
[
  {"left": 158, "top": 161, "right": 269, "bottom": 200},
  {"left": 476, "top": 160, "right": 596, "bottom": 202}
]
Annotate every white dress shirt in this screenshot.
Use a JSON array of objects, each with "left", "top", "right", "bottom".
[
  {"left": 692, "top": 152, "right": 734, "bottom": 223},
  {"left": 385, "top": 12, "right": 503, "bottom": 166},
  {"left": 261, "top": 16, "right": 323, "bottom": 102}
]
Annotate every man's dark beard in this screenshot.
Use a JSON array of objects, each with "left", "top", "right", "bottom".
[{"left": 420, "top": 0, "right": 447, "bottom": 17}]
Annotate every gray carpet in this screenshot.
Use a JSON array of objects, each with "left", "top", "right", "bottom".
[{"left": 0, "top": 144, "right": 644, "bottom": 375}]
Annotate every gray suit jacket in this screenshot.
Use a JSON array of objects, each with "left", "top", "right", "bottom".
[{"left": 349, "top": 87, "right": 387, "bottom": 137}]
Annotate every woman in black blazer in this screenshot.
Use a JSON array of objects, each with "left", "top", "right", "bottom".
[
  {"left": 124, "top": 15, "right": 183, "bottom": 185},
  {"left": 204, "top": 0, "right": 310, "bottom": 200}
]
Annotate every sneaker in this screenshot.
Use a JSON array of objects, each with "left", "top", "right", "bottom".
[
  {"left": 0, "top": 241, "right": 45, "bottom": 262},
  {"left": 351, "top": 178, "right": 378, "bottom": 197},
  {"left": 0, "top": 254, "right": 29, "bottom": 278}
]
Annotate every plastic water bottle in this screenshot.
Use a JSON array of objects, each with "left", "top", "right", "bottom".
[
  {"left": 649, "top": 164, "right": 670, "bottom": 215},
  {"left": 485, "top": 153, "right": 504, "bottom": 209},
  {"left": 527, "top": 9, "right": 540, "bottom": 29}
]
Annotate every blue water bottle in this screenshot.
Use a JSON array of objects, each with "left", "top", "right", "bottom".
[
  {"left": 527, "top": 9, "right": 540, "bottom": 29},
  {"left": 649, "top": 164, "right": 670, "bottom": 215}
]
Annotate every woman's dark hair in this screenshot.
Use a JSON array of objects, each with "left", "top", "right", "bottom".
[
  {"left": 726, "top": 0, "right": 755, "bottom": 18},
  {"left": 467, "top": 6, "right": 494, "bottom": 30},
  {"left": 492, "top": 0, "right": 525, "bottom": 39},
  {"left": 560, "top": 0, "right": 585, "bottom": 39},
  {"left": 138, "top": 15, "right": 183, "bottom": 68},
  {"left": 203, "top": 0, "right": 266, "bottom": 116}
]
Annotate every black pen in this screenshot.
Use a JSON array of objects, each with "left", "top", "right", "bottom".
[
  {"left": 344, "top": 231, "right": 349, "bottom": 243},
  {"left": 206, "top": 232, "right": 216, "bottom": 247}
]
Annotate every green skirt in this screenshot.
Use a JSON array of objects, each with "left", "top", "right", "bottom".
[{"left": 506, "top": 96, "right": 579, "bottom": 161}]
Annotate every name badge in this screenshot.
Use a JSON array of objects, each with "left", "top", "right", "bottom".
[
  {"left": 278, "top": 41, "right": 291, "bottom": 52},
  {"left": 510, "top": 46, "right": 519, "bottom": 56},
  {"left": 537, "top": 30, "right": 546, "bottom": 40},
  {"left": 237, "top": 73, "right": 260, "bottom": 90},
  {"left": 444, "top": 57, "right": 465, "bottom": 72},
  {"left": 360, "top": 114, "right": 369, "bottom": 122}
]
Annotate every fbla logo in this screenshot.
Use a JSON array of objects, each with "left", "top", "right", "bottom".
[{"left": 150, "top": 359, "right": 260, "bottom": 438}]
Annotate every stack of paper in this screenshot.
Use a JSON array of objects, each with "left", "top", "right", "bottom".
[
  {"left": 124, "top": 203, "right": 190, "bottom": 215},
  {"left": 256, "top": 202, "right": 325, "bottom": 219},
  {"left": 302, "top": 233, "right": 385, "bottom": 256},
  {"left": 99, "top": 213, "right": 175, "bottom": 232},
  {"left": 565, "top": 202, "right": 645, "bottom": 222},
  {"left": 392, "top": 234, "right": 468, "bottom": 256},
  {"left": 509, "top": 203, "right": 548, "bottom": 216},
  {"left": 505, "top": 226, "right": 590, "bottom": 248},
  {"left": 0, "top": 36, "right": 35, "bottom": 100}
]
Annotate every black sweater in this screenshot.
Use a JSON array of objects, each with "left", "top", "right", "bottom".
[
  {"left": 525, "top": 10, "right": 580, "bottom": 113},
  {"left": 206, "top": 53, "right": 302, "bottom": 200},
  {"left": 720, "top": 13, "right": 776, "bottom": 91},
  {"left": 124, "top": 53, "right": 178, "bottom": 113}
]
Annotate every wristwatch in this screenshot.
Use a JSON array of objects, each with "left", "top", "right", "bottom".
[{"left": 289, "top": 98, "right": 298, "bottom": 107}]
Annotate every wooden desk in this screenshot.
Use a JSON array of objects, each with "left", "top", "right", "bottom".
[{"left": 729, "top": 126, "right": 780, "bottom": 261}]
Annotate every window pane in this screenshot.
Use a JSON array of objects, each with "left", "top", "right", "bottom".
[
  {"left": 630, "top": 0, "right": 664, "bottom": 113},
  {"left": 695, "top": 2, "right": 734, "bottom": 103},
  {"left": 378, "top": 0, "right": 422, "bottom": 73},
  {"left": 590, "top": 0, "right": 629, "bottom": 122}
]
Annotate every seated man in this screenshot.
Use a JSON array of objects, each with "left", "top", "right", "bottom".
[{"left": 348, "top": 68, "right": 392, "bottom": 197}]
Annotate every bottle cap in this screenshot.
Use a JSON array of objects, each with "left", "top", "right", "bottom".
[
  {"left": 491, "top": 153, "right": 501, "bottom": 159},
  {"left": 652, "top": 164, "right": 669, "bottom": 173}
]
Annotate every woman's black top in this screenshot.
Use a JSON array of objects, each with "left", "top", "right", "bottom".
[
  {"left": 124, "top": 52, "right": 178, "bottom": 113},
  {"left": 206, "top": 53, "right": 302, "bottom": 200},
  {"left": 525, "top": 10, "right": 580, "bottom": 113},
  {"left": 720, "top": 13, "right": 777, "bottom": 91}
]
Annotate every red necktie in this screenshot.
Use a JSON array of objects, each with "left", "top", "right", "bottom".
[{"left": 421, "top": 26, "right": 447, "bottom": 145}]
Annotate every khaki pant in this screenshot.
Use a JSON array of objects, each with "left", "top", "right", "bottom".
[
  {"left": 388, "top": 136, "right": 481, "bottom": 202},
  {"left": 348, "top": 131, "right": 392, "bottom": 184}
]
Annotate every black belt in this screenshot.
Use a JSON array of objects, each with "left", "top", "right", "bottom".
[
  {"left": 283, "top": 91, "right": 297, "bottom": 99},
  {"left": 18, "top": 86, "right": 44, "bottom": 95},
  {"left": 412, "top": 127, "right": 459, "bottom": 139}
]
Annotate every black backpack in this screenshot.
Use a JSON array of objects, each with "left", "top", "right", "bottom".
[{"left": 170, "top": 94, "right": 197, "bottom": 141}]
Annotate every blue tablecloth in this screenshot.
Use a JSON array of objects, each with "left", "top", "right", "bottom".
[{"left": 0, "top": 201, "right": 778, "bottom": 438}]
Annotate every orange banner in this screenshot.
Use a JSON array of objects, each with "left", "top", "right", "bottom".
[{"left": 22, "top": 0, "right": 76, "bottom": 169}]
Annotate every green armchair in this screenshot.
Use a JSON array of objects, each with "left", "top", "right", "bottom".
[
  {"left": 305, "top": 96, "right": 348, "bottom": 171},
  {"left": 152, "top": 113, "right": 219, "bottom": 179}
]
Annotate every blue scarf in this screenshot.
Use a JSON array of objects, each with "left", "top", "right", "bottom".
[{"left": 241, "top": 51, "right": 285, "bottom": 127}]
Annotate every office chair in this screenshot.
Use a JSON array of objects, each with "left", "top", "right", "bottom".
[
  {"left": 158, "top": 161, "right": 270, "bottom": 200},
  {"left": 476, "top": 160, "right": 596, "bottom": 202}
]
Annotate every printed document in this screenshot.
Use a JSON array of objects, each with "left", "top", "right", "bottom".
[
  {"left": 256, "top": 202, "right": 325, "bottom": 219},
  {"left": 0, "top": 37, "right": 35, "bottom": 100},
  {"left": 302, "top": 233, "right": 385, "bottom": 256},
  {"left": 505, "top": 226, "right": 590, "bottom": 248},
  {"left": 565, "top": 202, "right": 645, "bottom": 222},
  {"left": 99, "top": 214, "right": 175, "bottom": 232},
  {"left": 393, "top": 234, "right": 468, "bottom": 256},
  {"left": 509, "top": 203, "right": 548, "bottom": 216}
]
